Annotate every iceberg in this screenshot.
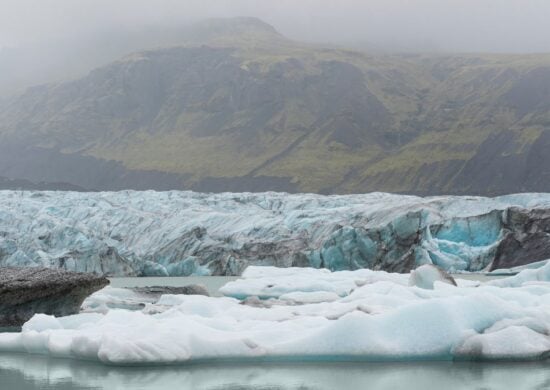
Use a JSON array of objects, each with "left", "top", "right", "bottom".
[
  {"left": 1, "top": 264, "right": 549, "bottom": 364},
  {"left": 408, "top": 264, "right": 457, "bottom": 290},
  {"left": 1, "top": 190, "right": 550, "bottom": 275}
]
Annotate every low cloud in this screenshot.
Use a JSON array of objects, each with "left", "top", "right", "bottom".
[{"left": 1, "top": 0, "right": 550, "bottom": 52}]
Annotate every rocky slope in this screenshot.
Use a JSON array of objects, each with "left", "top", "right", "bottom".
[
  {"left": 0, "top": 176, "right": 84, "bottom": 191},
  {"left": 1, "top": 190, "right": 550, "bottom": 276},
  {"left": 1, "top": 18, "right": 550, "bottom": 195}
]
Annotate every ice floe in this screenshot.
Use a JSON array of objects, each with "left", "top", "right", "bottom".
[{"left": 0, "top": 264, "right": 549, "bottom": 364}]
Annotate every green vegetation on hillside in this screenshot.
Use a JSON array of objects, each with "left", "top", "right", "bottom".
[{"left": 1, "top": 18, "right": 550, "bottom": 195}]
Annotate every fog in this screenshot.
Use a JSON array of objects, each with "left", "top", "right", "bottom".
[
  {"left": 3, "top": 0, "right": 550, "bottom": 51},
  {"left": 1, "top": 0, "right": 550, "bottom": 96}
]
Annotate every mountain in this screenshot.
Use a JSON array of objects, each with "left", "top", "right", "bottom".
[
  {"left": 0, "top": 17, "right": 286, "bottom": 98},
  {"left": 0, "top": 176, "right": 85, "bottom": 191},
  {"left": 1, "top": 17, "right": 550, "bottom": 195}
]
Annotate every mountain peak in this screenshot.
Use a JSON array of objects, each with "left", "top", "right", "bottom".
[
  {"left": 193, "top": 17, "right": 280, "bottom": 36},
  {"left": 185, "top": 17, "right": 287, "bottom": 48}
]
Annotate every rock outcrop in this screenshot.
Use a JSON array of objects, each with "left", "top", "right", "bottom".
[
  {"left": 0, "top": 267, "right": 109, "bottom": 328},
  {"left": 491, "top": 207, "right": 550, "bottom": 270}
]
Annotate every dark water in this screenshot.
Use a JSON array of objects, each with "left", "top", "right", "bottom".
[{"left": 1, "top": 353, "right": 549, "bottom": 390}]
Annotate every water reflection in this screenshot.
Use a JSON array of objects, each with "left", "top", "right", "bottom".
[{"left": 1, "top": 353, "right": 549, "bottom": 390}]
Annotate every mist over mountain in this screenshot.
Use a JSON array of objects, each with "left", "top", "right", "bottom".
[
  {"left": 0, "top": 20, "right": 275, "bottom": 97},
  {"left": 3, "top": 0, "right": 550, "bottom": 97},
  {"left": 0, "top": 17, "right": 549, "bottom": 195}
]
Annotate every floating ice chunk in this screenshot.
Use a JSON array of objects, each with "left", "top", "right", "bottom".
[
  {"left": 1, "top": 266, "right": 550, "bottom": 365},
  {"left": 409, "top": 265, "right": 457, "bottom": 290},
  {"left": 22, "top": 314, "right": 62, "bottom": 332},
  {"left": 488, "top": 260, "right": 550, "bottom": 288},
  {"left": 455, "top": 326, "right": 550, "bottom": 360},
  {"left": 219, "top": 266, "right": 408, "bottom": 299},
  {"left": 81, "top": 287, "right": 156, "bottom": 313},
  {"left": 279, "top": 291, "right": 340, "bottom": 304},
  {"left": 490, "top": 259, "right": 550, "bottom": 275},
  {"left": 0, "top": 332, "right": 21, "bottom": 351}
]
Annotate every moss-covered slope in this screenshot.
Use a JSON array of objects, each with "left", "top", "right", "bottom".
[{"left": 1, "top": 18, "right": 550, "bottom": 195}]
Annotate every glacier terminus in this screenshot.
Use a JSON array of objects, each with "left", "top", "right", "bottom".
[{"left": 0, "top": 190, "right": 550, "bottom": 276}]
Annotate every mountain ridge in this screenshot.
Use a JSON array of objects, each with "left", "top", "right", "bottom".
[{"left": 1, "top": 17, "right": 550, "bottom": 195}]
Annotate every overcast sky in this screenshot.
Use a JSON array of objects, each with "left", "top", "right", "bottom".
[{"left": 1, "top": 0, "right": 550, "bottom": 52}]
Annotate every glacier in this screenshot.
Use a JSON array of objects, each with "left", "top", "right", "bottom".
[
  {"left": 1, "top": 264, "right": 550, "bottom": 364},
  {"left": 1, "top": 190, "right": 550, "bottom": 275}
]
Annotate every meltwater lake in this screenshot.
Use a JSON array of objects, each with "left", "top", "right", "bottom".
[
  {"left": 1, "top": 353, "right": 549, "bottom": 390},
  {"left": 4, "top": 274, "right": 542, "bottom": 390}
]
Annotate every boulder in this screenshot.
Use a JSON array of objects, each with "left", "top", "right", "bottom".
[{"left": 0, "top": 267, "right": 109, "bottom": 328}]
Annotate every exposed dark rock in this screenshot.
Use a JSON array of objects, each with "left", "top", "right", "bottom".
[
  {"left": 131, "top": 285, "right": 210, "bottom": 297},
  {"left": 0, "top": 267, "right": 109, "bottom": 328},
  {"left": 207, "top": 256, "right": 249, "bottom": 276},
  {"left": 491, "top": 208, "right": 550, "bottom": 270},
  {"left": 500, "top": 66, "right": 550, "bottom": 118},
  {"left": 0, "top": 145, "right": 189, "bottom": 192},
  {"left": 240, "top": 296, "right": 277, "bottom": 308},
  {"left": 0, "top": 175, "right": 86, "bottom": 191}
]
